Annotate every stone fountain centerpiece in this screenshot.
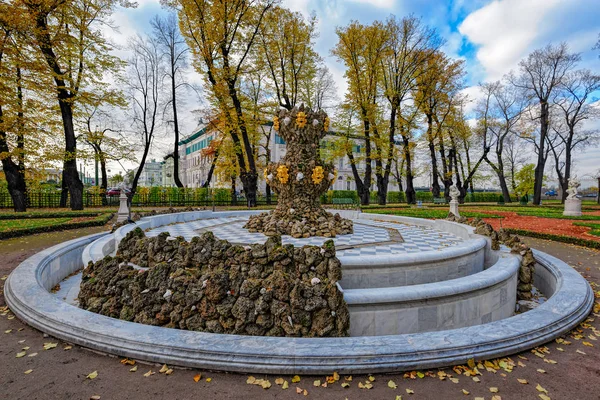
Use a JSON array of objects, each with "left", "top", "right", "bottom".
[
  {"left": 563, "top": 177, "right": 582, "bottom": 217},
  {"left": 244, "top": 106, "right": 353, "bottom": 238}
]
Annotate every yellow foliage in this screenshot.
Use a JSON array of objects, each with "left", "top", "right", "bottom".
[
  {"left": 311, "top": 166, "right": 324, "bottom": 184},
  {"left": 277, "top": 165, "right": 289, "bottom": 184}
]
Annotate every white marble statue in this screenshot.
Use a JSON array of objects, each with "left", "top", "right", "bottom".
[
  {"left": 449, "top": 181, "right": 460, "bottom": 202},
  {"left": 449, "top": 180, "right": 460, "bottom": 217},
  {"left": 566, "top": 177, "right": 580, "bottom": 200}
]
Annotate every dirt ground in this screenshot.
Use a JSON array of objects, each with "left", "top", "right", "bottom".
[{"left": 1, "top": 229, "right": 600, "bottom": 400}]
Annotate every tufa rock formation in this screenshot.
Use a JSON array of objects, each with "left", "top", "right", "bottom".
[
  {"left": 447, "top": 214, "right": 536, "bottom": 301},
  {"left": 244, "top": 106, "right": 353, "bottom": 238},
  {"left": 78, "top": 227, "right": 349, "bottom": 337}
]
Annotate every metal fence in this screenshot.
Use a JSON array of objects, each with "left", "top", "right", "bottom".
[{"left": 0, "top": 191, "right": 279, "bottom": 209}]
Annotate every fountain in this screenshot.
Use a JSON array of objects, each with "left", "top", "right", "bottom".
[
  {"left": 244, "top": 106, "right": 353, "bottom": 238},
  {"left": 3, "top": 108, "right": 594, "bottom": 373}
]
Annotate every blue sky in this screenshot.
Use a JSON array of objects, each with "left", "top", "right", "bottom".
[{"left": 106, "top": 0, "right": 600, "bottom": 181}]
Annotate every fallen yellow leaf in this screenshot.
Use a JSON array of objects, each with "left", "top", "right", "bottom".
[
  {"left": 63, "top": 346, "right": 72, "bottom": 351},
  {"left": 282, "top": 381, "right": 289, "bottom": 389},
  {"left": 539, "top": 395, "right": 551, "bottom": 400},
  {"left": 468, "top": 358, "right": 476, "bottom": 369},
  {"left": 43, "top": 343, "right": 57, "bottom": 350},
  {"left": 143, "top": 370, "right": 154, "bottom": 377},
  {"left": 490, "top": 387, "right": 499, "bottom": 393},
  {"left": 194, "top": 374, "right": 201, "bottom": 382},
  {"left": 86, "top": 371, "right": 98, "bottom": 380},
  {"left": 368, "top": 375, "right": 375, "bottom": 382},
  {"left": 27, "top": 353, "right": 37, "bottom": 358},
  {"left": 341, "top": 382, "right": 350, "bottom": 388},
  {"left": 15, "top": 352, "right": 26, "bottom": 358},
  {"left": 165, "top": 369, "right": 173, "bottom": 375},
  {"left": 450, "top": 378, "right": 459, "bottom": 384},
  {"left": 388, "top": 380, "right": 397, "bottom": 389},
  {"left": 333, "top": 371, "right": 340, "bottom": 381},
  {"left": 206, "top": 378, "right": 212, "bottom": 382},
  {"left": 24, "top": 369, "right": 33, "bottom": 375},
  {"left": 536, "top": 384, "right": 548, "bottom": 394},
  {"left": 130, "top": 366, "right": 138, "bottom": 372},
  {"left": 576, "top": 349, "right": 587, "bottom": 355},
  {"left": 292, "top": 375, "right": 301, "bottom": 383},
  {"left": 159, "top": 364, "right": 169, "bottom": 374},
  {"left": 275, "top": 378, "right": 284, "bottom": 385},
  {"left": 518, "top": 378, "right": 528, "bottom": 384},
  {"left": 472, "top": 377, "right": 480, "bottom": 383},
  {"left": 462, "top": 389, "right": 470, "bottom": 395},
  {"left": 296, "top": 387, "right": 302, "bottom": 394},
  {"left": 90, "top": 396, "right": 101, "bottom": 400},
  {"left": 583, "top": 341, "right": 594, "bottom": 347},
  {"left": 313, "top": 380, "right": 320, "bottom": 387},
  {"left": 537, "top": 369, "right": 546, "bottom": 374},
  {"left": 406, "top": 388, "right": 414, "bottom": 394}
]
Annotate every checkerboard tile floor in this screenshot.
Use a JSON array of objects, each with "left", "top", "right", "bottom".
[{"left": 145, "top": 217, "right": 464, "bottom": 256}]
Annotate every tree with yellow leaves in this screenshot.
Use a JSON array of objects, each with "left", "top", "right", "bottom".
[
  {"left": 174, "top": 0, "right": 274, "bottom": 207},
  {"left": 19, "top": 0, "right": 132, "bottom": 210},
  {"left": 380, "top": 15, "right": 441, "bottom": 205},
  {"left": 332, "top": 20, "right": 389, "bottom": 205},
  {"left": 413, "top": 50, "right": 464, "bottom": 198}
]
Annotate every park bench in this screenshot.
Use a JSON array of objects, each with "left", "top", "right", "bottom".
[
  {"left": 433, "top": 197, "right": 447, "bottom": 205},
  {"left": 331, "top": 198, "right": 358, "bottom": 210}
]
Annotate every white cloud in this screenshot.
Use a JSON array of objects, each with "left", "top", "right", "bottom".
[
  {"left": 346, "top": 0, "right": 396, "bottom": 8},
  {"left": 459, "top": 0, "right": 562, "bottom": 80}
]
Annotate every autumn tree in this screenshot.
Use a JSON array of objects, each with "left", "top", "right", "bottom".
[
  {"left": 18, "top": 0, "right": 131, "bottom": 210},
  {"left": 510, "top": 43, "right": 580, "bottom": 205},
  {"left": 333, "top": 20, "right": 389, "bottom": 205},
  {"left": 125, "top": 34, "right": 161, "bottom": 199},
  {"left": 257, "top": 6, "right": 318, "bottom": 111},
  {"left": 151, "top": 13, "right": 188, "bottom": 188},
  {"left": 414, "top": 51, "right": 464, "bottom": 198},
  {"left": 175, "top": 0, "right": 275, "bottom": 207},
  {"left": 476, "top": 80, "right": 527, "bottom": 203},
  {"left": 379, "top": 15, "right": 441, "bottom": 205},
  {"left": 77, "top": 87, "right": 133, "bottom": 203},
  {"left": 0, "top": 8, "right": 28, "bottom": 211},
  {"left": 549, "top": 69, "right": 600, "bottom": 202}
]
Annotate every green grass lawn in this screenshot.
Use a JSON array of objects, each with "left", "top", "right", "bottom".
[
  {"left": 0, "top": 218, "right": 72, "bottom": 232},
  {"left": 573, "top": 222, "right": 600, "bottom": 237},
  {"left": 364, "top": 208, "right": 502, "bottom": 219}
]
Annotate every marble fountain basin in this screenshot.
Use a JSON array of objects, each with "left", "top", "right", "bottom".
[{"left": 4, "top": 210, "right": 592, "bottom": 374}]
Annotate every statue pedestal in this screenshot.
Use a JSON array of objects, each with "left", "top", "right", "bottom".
[
  {"left": 449, "top": 199, "right": 460, "bottom": 217},
  {"left": 117, "top": 192, "right": 130, "bottom": 223},
  {"left": 563, "top": 198, "right": 582, "bottom": 217}
]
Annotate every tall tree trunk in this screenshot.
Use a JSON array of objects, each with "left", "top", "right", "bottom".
[
  {"left": 34, "top": 13, "right": 83, "bottom": 210},
  {"left": 560, "top": 132, "right": 573, "bottom": 204},
  {"left": 170, "top": 60, "right": 183, "bottom": 188},
  {"left": 266, "top": 183, "right": 272, "bottom": 205},
  {"left": 533, "top": 101, "right": 549, "bottom": 205},
  {"left": 202, "top": 150, "right": 219, "bottom": 189},
  {"left": 426, "top": 115, "right": 440, "bottom": 197},
  {"left": 100, "top": 153, "right": 108, "bottom": 206},
  {"left": 0, "top": 67, "right": 28, "bottom": 212},
  {"left": 401, "top": 131, "right": 416, "bottom": 204},
  {"left": 230, "top": 176, "right": 237, "bottom": 206},
  {"left": 485, "top": 155, "right": 512, "bottom": 203}
]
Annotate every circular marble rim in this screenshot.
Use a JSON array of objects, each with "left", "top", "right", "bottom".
[{"left": 4, "top": 218, "right": 593, "bottom": 374}]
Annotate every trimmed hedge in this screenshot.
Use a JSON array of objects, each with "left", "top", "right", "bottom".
[
  {"left": 0, "top": 213, "right": 113, "bottom": 240},
  {"left": 504, "top": 228, "right": 600, "bottom": 250},
  {"left": 0, "top": 211, "right": 103, "bottom": 220}
]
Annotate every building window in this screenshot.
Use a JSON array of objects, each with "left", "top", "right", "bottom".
[{"left": 275, "top": 133, "right": 286, "bottom": 145}]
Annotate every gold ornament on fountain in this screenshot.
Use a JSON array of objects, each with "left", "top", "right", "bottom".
[
  {"left": 323, "top": 116, "right": 330, "bottom": 132},
  {"left": 296, "top": 111, "right": 307, "bottom": 128},
  {"left": 273, "top": 116, "right": 280, "bottom": 131},
  {"left": 312, "top": 165, "right": 324, "bottom": 184},
  {"left": 277, "top": 165, "right": 289, "bottom": 184}
]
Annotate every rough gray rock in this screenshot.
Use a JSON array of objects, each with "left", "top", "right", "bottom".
[{"left": 79, "top": 228, "right": 349, "bottom": 337}]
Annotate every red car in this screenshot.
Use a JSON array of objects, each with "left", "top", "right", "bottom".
[{"left": 106, "top": 188, "right": 130, "bottom": 196}]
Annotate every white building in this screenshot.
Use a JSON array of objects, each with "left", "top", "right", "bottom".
[
  {"left": 176, "top": 119, "right": 401, "bottom": 194},
  {"left": 161, "top": 154, "right": 175, "bottom": 187},
  {"left": 137, "top": 159, "right": 163, "bottom": 187}
]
